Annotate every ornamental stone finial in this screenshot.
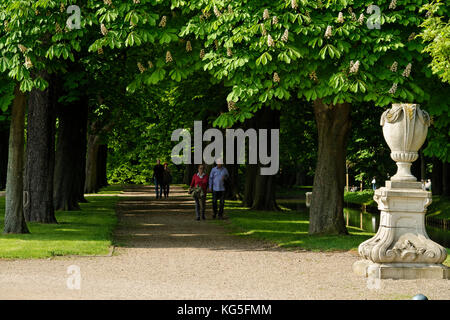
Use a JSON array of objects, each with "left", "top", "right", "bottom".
[{"left": 380, "top": 104, "right": 430, "bottom": 181}]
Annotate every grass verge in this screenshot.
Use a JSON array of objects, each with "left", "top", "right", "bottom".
[
  {"left": 344, "top": 190, "right": 376, "bottom": 206},
  {"left": 427, "top": 196, "right": 450, "bottom": 220},
  {"left": 0, "top": 196, "right": 119, "bottom": 259},
  {"left": 212, "top": 199, "right": 450, "bottom": 266},
  {"left": 215, "top": 200, "right": 373, "bottom": 251}
]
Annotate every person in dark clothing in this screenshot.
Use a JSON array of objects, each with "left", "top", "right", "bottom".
[
  {"left": 162, "top": 162, "right": 172, "bottom": 199},
  {"left": 153, "top": 159, "right": 164, "bottom": 199}
]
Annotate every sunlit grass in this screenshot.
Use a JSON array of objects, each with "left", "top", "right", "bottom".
[
  {"left": 0, "top": 196, "right": 119, "bottom": 259},
  {"left": 213, "top": 199, "right": 450, "bottom": 266},
  {"left": 213, "top": 200, "right": 374, "bottom": 251}
]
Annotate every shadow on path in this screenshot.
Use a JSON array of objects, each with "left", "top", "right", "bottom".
[{"left": 114, "top": 185, "right": 274, "bottom": 251}]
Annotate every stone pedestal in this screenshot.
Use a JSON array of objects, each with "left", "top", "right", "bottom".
[
  {"left": 353, "top": 104, "right": 449, "bottom": 280},
  {"left": 353, "top": 181, "right": 449, "bottom": 279}
]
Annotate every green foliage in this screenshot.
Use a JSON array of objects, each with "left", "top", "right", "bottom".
[
  {"left": 347, "top": 103, "right": 396, "bottom": 183},
  {"left": 419, "top": 0, "right": 450, "bottom": 84},
  {"left": 0, "top": 75, "right": 14, "bottom": 123}
]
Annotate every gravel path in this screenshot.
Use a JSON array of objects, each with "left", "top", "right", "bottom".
[{"left": 0, "top": 186, "right": 448, "bottom": 300}]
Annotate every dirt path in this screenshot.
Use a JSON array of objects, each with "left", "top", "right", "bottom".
[{"left": 0, "top": 186, "right": 448, "bottom": 300}]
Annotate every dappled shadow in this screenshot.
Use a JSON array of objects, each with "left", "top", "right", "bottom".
[{"left": 114, "top": 186, "right": 279, "bottom": 252}]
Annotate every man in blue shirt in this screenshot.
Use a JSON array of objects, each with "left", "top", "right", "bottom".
[{"left": 208, "top": 158, "right": 229, "bottom": 219}]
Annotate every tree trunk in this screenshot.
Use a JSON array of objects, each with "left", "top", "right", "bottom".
[
  {"left": 24, "top": 71, "right": 57, "bottom": 223},
  {"left": 53, "top": 99, "right": 88, "bottom": 211},
  {"left": 0, "top": 126, "right": 9, "bottom": 190},
  {"left": 241, "top": 107, "right": 279, "bottom": 210},
  {"left": 77, "top": 101, "right": 88, "bottom": 203},
  {"left": 309, "top": 99, "right": 350, "bottom": 235},
  {"left": 243, "top": 164, "right": 257, "bottom": 207},
  {"left": 225, "top": 163, "right": 240, "bottom": 200},
  {"left": 4, "top": 85, "right": 29, "bottom": 234},
  {"left": 443, "top": 162, "right": 450, "bottom": 197},
  {"left": 432, "top": 157, "right": 443, "bottom": 195},
  {"left": 420, "top": 149, "right": 426, "bottom": 182},
  {"left": 97, "top": 144, "right": 108, "bottom": 189},
  {"left": 252, "top": 164, "right": 279, "bottom": 210},
  {"left": 84, "top": 132, "right": 100, "bottom": 194}
]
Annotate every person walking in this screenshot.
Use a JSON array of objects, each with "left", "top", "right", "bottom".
[
  {"left": 162, "top": 162, "right": 172, "bottom": 199},
  {"left": 190, "top": 164, "right": 208, "bottom": 221},
  {"left": 371, "top": 177, "right": 377, "bottom": 191},
  {"left": 208, "top": 158, "right": 229, "bottom": 219},
  {"left": 425, "top": 179, "right": 432, "bottom": 191},
  {"left": 153, "top": 159, "right": 164, "bottom": 199}
]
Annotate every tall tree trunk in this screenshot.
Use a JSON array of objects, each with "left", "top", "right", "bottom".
[
  {"left": 97, "top": 144, "right": 108, "bottom": 189},
  {"left": 443, "top": 162, "right": 450, "bottom": 197},
  {"left": 0, "top": 126, "right": 9, "bottom": 190},
  {"left": 225, "top": 163, "right": 240, "bottom": 200},
  {"left": 84, "top": 132, "right": 100, "bottom": 194},
  {"left": 432, "top": 157, "right": 443, "bottom": 195},
  {"left": 252, "top": 164, "right": 279, "bottom": 210},
  {"left": 419, "top": 149, "right": 426, "bottom": 182},
  {"left": 4, "top": 85, "right": 29, "bottom": 234},
  {"left": 77, "top": 101, "right": 88, "bottom": 203},
  {"left": 243, "top": 164, "right": 257, "bottom": 207},
  {"left": 24, "top": 71, "right": 57, "bottom": 223},
  {"left": 241, "top": 107, "right": 279, "bottom": 210},
  {"left": 309, "top": 99, "right": 350, "bottom": 235},
  {"left": 53, "top": 99, "right": 88, "bottom": 211}
]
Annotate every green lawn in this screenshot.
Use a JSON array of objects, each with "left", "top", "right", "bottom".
[
  {"left": 214, "top": 200, "right": 450, "bottom": 266},
  {"left": 344, "top": 190, "right": 450, "bottom": 221},
  {"left": 0, "top": 196, "right": 119, "bottom": 259},
  {"left": 344, "top": 190, "right": 376, "bottom": 206},
  {"left": 427, "top": 196, "right": 450, "bottom": 220},
  {"left": 215, "top": 200, "right": 373, "bottom": 251}
]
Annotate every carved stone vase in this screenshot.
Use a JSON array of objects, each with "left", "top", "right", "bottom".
[{"left": 353, "top": 104, "right": 449, "bottom": 280}]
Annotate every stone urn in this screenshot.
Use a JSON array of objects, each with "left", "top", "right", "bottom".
[
  {"left": 353, "top": 103, "right": 449, "bottom": 280},
  {"left": 381, "top": 103, "right": 430, "bottom": 181}
]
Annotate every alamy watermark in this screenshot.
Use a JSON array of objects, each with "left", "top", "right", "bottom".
[
  {"left": 367, "top": 5, "right": 381, "bottom": 30},
  {"left": 171, "top": 121, "right": 279, "bottom": 175},
  {"left": 66, "top": 265, "right": 81, "bottom": 290},
  {"left": 66, "top": 5, "right": 81, "bottom": 30}
]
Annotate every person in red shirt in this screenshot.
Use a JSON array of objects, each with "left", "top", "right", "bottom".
[{"left": 190, "top": 164, "right": 209, "bottom": 221}]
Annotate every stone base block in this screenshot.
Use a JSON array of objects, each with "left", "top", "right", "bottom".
[{"left": 353, "top": 260, "right": 450, "bottom": 280}]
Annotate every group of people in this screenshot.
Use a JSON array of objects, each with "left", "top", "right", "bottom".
[
  {"left": 189, "top": 159, "right": 229, "bottom": 221},
  {"left": 152, "top": 158, "right": 230, "bottom": 221},
  {"left": 153, "top": 159, "right": 172, "bottom": 199}
]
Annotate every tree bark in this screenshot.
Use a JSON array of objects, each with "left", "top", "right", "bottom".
[
  {"left": 0, "top": 126, "right": 8, "bottom": 190},
  {"left": 24, "top": 71, "right": 57, "bottom": 223},
  {"left": 53, "top": 99, "right": 88, "bottom": 211},
  {"left": 252, "top": 164, "right": 279, "bottom": 210},
  {"left": 443, "top": 162, "right": 450, "bottom": 197},
  {"left": 4, "top": 85, "right": 29, "bottom": 234},
  {"left": 97, "top": 144, "right": 108, "bottom": 189},
  {"left": 84, "top": 132, "right": 100, "bottom": 194},
  {"left": 431, "top": 157, "right": 443, "bottom": 195},
  {"left": 241, "top": 107, "right": 279, "bottom": 210},
  {"left": 243, "top": 164, "right": 257, "bottom": 207},
  {"left": 309, "top": 99, "right": 350, "bottom": 235},
  {"left": 419, "top": 149, "right": 426, "bottom": 182},
  {"left": 77, "top": 102, "right": 88, "bottom": 203}
]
